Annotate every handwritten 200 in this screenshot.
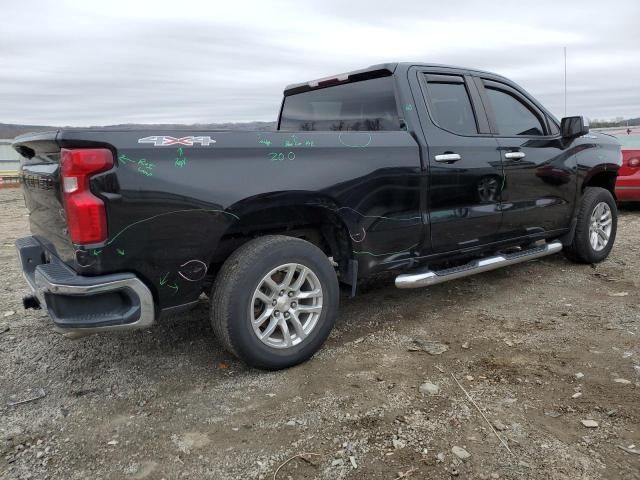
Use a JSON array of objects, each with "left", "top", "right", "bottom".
[{"left": 268, "top": 152, "right": 295, "bottom": 161}]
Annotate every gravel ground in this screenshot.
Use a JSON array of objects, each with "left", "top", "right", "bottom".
[{"left": 0, "top": 186, "right": 639, "bottom": 480}]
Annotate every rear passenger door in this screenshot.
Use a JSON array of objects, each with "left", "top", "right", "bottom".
[
  {"left": 411, "top": 70, "right": 504, "bottom": 253},
  {"left": 477, "top": 78, "right": 576, "bottom": 239}
]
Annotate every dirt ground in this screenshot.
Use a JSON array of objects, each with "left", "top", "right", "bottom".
[{"left": 0, "top": 186, "right": 638, "bottom": 480}]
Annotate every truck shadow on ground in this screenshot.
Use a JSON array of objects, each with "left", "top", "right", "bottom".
[
  {"left": 67, "top": 252, "right": 570, "bottom": 377},
  {"left": 618, "top": 202, "right": 640, "bottom": 211}
]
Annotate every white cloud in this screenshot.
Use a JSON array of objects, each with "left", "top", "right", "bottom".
[{"left": 1, "top": 0, "right": 638, "bottom": 124}]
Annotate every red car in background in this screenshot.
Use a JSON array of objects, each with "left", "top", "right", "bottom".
[{"left": 616, "top": 149, "right": 640, "bottom": 202}]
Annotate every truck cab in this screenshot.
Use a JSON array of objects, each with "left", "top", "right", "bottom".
[{"left": 281, "top": 64, "right": 619, "bottom": 265}]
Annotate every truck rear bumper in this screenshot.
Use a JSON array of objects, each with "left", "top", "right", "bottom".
[{"left": 15, "top": 236, "right": 155, "bottom": 336}]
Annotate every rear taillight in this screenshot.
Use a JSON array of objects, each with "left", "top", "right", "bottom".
[
  {"left": 628, "top": 157, "right": 640, "bottom": 168},
  {"left": 60, "top": 148, "right": 113, "bottom": 244}
]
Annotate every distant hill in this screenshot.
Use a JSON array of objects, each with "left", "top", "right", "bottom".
[
  {"left": 0, "top": 123, "right": 58, "bottom": 139},
  {"left": 0, "top": 121, "right": 277, "bottom": 140},
  {"left": 5, "top": 117, "right": 637, "bottom": 138}
]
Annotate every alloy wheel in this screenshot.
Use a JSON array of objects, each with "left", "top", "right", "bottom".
[
  {"left": 250, "top": 263, "right": 323, "bottom": 349},
  {"left": 589, "top": 201, "right": 613, "bottom": 252}
]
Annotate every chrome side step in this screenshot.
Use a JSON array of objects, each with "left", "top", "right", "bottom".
[{"left": 395, "top": 241, "right": 563, "bottom": 289}]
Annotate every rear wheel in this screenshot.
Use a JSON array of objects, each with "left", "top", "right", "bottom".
[
  {"left": 564, "top": 187, "right": 617, "bottom": 263},
  {"left": 210, "top": 235, "right": 339, "bottom": 370}
]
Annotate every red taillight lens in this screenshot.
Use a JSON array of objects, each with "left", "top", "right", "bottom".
[
  {"left": 628, "top": 157, "right": 640, "bottom": 168},
  {"left": 60, "top": 148, "right": 113, "bottom": 244}
]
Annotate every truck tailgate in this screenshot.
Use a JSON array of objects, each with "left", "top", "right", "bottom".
[{"left": 13, "top": 131, "right": 77, "bottom": 265}]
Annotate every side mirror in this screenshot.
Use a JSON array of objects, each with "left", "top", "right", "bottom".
[{"left": 560, "top": 116, "right": 589, "bottom": 139}]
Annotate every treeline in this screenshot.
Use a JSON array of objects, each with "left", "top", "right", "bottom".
[{"left": 590, "top": 117, "right": 640, "bottom": 128}]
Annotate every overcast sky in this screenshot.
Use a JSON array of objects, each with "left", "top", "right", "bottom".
[{"left": 2, "top": 0, "right": 639, "bottom": 126}]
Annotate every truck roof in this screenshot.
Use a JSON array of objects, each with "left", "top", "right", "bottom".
[{"left": 283, "top": 62, "right": 509, "bottom": 95}]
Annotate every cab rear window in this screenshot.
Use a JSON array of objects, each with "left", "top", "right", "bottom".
[{"left": 279, "top": 77, "right": 401, "bottom": 131}]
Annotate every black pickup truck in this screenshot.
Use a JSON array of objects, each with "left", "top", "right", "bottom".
[{"left": 14, "top": 63, "right": 622, "bottom": 369}]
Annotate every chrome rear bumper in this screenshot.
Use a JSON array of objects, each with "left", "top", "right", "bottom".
[{"left": 15, "top": 236, "right": 155, "bottom": 337}]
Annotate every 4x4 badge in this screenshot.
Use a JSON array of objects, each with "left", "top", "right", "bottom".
[{"left": 138, "top": 135, "right": 216, "bottom": 147}]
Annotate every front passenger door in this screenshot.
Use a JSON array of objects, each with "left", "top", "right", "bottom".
[{"left": 478, "top": 78, "right": 576, "bottom": 240}]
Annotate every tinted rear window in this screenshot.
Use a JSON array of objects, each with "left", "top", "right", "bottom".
[
  {"left": 426, "top": 80, "right": 477, "bottom": 135},
  {"left": 279, "top": 76, "right": 400, "bottom": 131}
]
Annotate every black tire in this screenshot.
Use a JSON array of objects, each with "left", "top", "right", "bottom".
[
  {"left": 210, "top": 235, "right": 339, "bottom": 370},
  {"left": 563, "top": 187, "right": 617, "bottom": 264}
]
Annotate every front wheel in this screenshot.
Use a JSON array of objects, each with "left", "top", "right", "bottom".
[
  {"left": 210, "top": 235, "right": 339, "bottom": 370},
  {"left": 564, "top": 187, "right": 617, "bottom": 263}
]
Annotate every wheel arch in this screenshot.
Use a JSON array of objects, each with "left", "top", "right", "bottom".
[
  {"left": 563, "top": 169, "right": 618, "bottom": 247},
  {"left": 582, "top": 169, "right": 618, "bottom": 198},
  {"left": 563, "top": 183, "right": 617, "bottom": 263},
  {"left": 213, "top": 193, "right": 355, "bottom": 279}
]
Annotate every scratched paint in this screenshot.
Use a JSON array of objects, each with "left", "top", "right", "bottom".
[
  {"left": 311, "top": 204, "right": 421, "bottom": 222},
  {"left": 105, "top": 208, "right": 239, "bottom": 246},
  {"left": 353, "top": 243, "right": 419, "bottom": 257},
  {"left": 308, "top": 204, "right": 421, "bottom": 249}
]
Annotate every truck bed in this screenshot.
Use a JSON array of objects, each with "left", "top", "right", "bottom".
[{"left": 14, "top": 128, "right": 421, "bottom": 311}]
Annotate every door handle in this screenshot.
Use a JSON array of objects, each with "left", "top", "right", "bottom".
[
  {"left": 504, "top": 151, "right": 526, "bottom": 160},
  {"left": 434, "top": 153, "right": 462, "bottom": 163}
]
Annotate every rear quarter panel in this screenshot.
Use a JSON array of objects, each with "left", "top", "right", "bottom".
[{"left": 60, "top": 130, "right": 421, "bottom": 310}]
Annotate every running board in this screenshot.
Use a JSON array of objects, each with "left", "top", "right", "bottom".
[{"left": 395, "top": 241, "right": 563, "bottom": 289}]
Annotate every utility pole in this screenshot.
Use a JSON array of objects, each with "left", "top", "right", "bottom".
[{"left": 564, "top": 47, "right": 567, "bottom": 117}]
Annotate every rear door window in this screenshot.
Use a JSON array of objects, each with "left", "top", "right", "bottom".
[
  {"left": 423, "top": 75, "right": 478, "bottom": 135},
  {"left": 279, "top": 76, "right": 400, "bottom": 131}
]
